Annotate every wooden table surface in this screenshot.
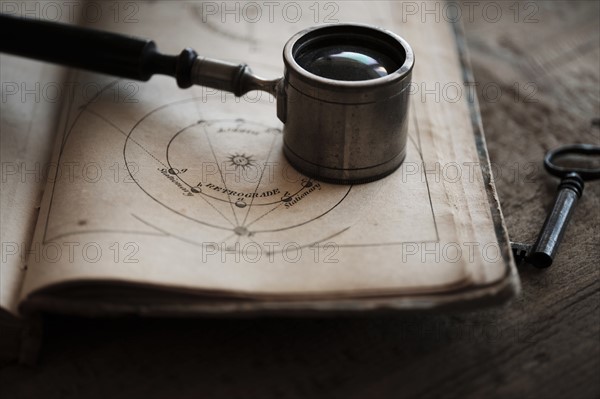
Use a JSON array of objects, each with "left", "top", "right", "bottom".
[{"left": 1, "top": 1, "right": 599, "bottom": 398}]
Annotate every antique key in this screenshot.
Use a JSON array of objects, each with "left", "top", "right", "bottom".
[{"left": 511, "top": 144, "right": 600, "bottom": 268}]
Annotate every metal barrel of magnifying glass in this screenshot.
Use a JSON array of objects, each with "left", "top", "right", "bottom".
[
  {"left": 0, "top": 15, "right": 414, "bottom": 184},
  {"left": 279, "top": 24, "right": 414, "bottom": 184}
]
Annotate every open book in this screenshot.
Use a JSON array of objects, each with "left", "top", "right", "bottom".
[{"left": 1, "top": 1, "right": 519, "bottom": 359}]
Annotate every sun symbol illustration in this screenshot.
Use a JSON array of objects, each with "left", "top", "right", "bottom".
[{"left": 227, "top": 153, "right": 256, "bottom": 170}]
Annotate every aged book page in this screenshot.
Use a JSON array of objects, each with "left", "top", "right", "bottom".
[
  {"left": 0, "top": 55, "right": 66, "bottom": 314},
  {"left": 18, "top": 1, "right": 513, "bottom": 301}
]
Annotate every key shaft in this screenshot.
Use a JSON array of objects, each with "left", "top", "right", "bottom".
[{"left": 528, "top": 173, "right": 584, "bottom": 268}]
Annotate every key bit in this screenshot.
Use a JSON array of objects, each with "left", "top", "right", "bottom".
[{"left": 510, "top": 242, "right": 532, "bottom": 265}]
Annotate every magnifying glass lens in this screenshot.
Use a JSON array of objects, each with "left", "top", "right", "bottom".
[{"left": 295, "top": 44, "right": 400, "bottom": 81}]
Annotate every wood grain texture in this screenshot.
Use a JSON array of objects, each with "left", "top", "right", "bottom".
[{"left": 1, "top": 1, "right": 598, "bottom": 398}]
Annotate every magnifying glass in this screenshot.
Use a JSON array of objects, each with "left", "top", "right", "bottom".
[{"left": 0, "top": 14, "right": 414, "bottom": 184}]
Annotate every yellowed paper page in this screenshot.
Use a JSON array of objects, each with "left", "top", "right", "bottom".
[{"left": 0, "top": 55, "right": 65, "bottom": 313}]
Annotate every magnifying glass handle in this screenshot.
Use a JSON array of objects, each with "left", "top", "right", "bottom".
[
  {"left": 527, "top": 173, "right": 584, "bottom": 268},
  {"left": 0, "top": 13, "right": 279, "bottom": 95},
  {"left": 0, "top": 13, "right": 193, "bottom": 84}
]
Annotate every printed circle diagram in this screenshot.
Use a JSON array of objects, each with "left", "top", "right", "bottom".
[{"left": 123, "top": 99, "right": 354, "bottom": 249}]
